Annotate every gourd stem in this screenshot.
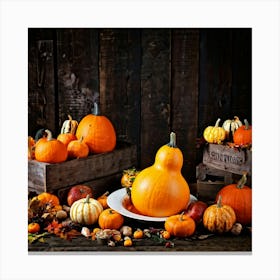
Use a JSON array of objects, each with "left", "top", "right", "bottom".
[
  {"left": 217, "top": 195, "right": 222, "bottom": 208},
  {"left": 92, "top": 102, "right": 100, "bottom": 116},
  {"left": 101, "top": 191, "right": 109, "bottom": 197},
  {"left": 179, "top": 211, "right": 185, "bottom": 221},
  {"left": 215, "top": 118, "right": 221, "bottom": 127},
  {"left": 79, "top": 136, "right": 84, "bottom": 143},
  {"left": 244, "top": 119, "right": 250, "bottom": 130},
  {"left": 168, "top": 132, "right": 177, "bottom": 148},
  {"left": 85, "top": 194, "right": 90, "bottom": 203},
  {"left": 237, "top": 173, "right": 247, "bottom": 189},
  {"left": 67, "top": 114, "right": 73, "bottom": 121},
  {"left": 45, "top": 129, "right": 53, "bottom": 141}
]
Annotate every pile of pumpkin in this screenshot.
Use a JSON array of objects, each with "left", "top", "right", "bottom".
[
  {"left": 28, "top": 130, "right": 251, "bottom": 247},
  {"left": 203, "top": 116, "right": 252, "bottom": 147},
  {"left": 28, "top": 102, "right": 117, "bottom": 163}
]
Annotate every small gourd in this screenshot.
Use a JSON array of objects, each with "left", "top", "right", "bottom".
[
  {"left": 75, "top": 102, "right": 116, "bottom": 154},
  {"left": 131, "top": 132, "right": 190, "bottom": 217},
  {"left": 35, "top": 130, "right": 68, "bottom": 163},
  {"left": 203, "top": 118, "right": 226, "bottom": 144},
  {"left": 203, "top": 195, "right": 236, "bottom": 234},
  {"left": 70, "top": 195, "right": 103, "bottom": 225},
  {"left": 222, "top": 116, "right": 243, "bottom": 140},
  {"left": 61, "top": 114, "right": 78, "bottom": 134}
]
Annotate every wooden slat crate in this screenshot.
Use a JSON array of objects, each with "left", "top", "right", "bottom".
[
  {"left": 28, "top": 142, "right": 137, "bottom": 195},
  {"left": 202, "top": 143, "right": 252, "bottom": 175},
  {"left": 196, "top": 163, "right": 251, "bottom": 202}
]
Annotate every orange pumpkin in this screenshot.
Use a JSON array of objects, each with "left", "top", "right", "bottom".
[
  {"left": 67, "top": 137, "right": 89, "bottom": 159},
  {"left": 98, "top": 208, "right": 124, "bottom": 230},
  {"left": 37, "top": 192, "right": 60, "bottom": 207},
  {"left": 233, "top": 119, "right": 252, "bottom": 146},
  {"left": 57, "top": 133, "right": 77, "bottom": 147},
  {"left": 28, "top": 222, "right": 40, "bottom": 233},
  {"left": 164, "top": 212, "right": 196, "bottom": 237},
  {"left": 97, "top": 191, "right": 109, "bottom": 209},
  {"left": 203, "top": 195, "right": 236, "bottom": 234},
  {"left": 35, "top": 130, "right": 68, "bottom": 163},
  {"left": 28, "top": 136, "right": 36, "bottom": 159},
  {"left": 131, "top": 132, "right": 190, "bottom": 217},
  {"left": 216, "top": 173, "right": 252, "bottom": 225},
  {"left": 75, "top": 102, "right": 116, "bottom": 154}
]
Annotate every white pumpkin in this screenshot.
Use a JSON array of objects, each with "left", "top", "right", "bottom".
[
  {"left": 70, "top": 195, "right": 103, "bottom": 225},
  {"left": 222, "top": 116, "right": 243, "bottom": 140}
]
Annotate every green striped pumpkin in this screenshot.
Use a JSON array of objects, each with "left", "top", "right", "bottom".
[{"left": 70, "top": 195, "right": 103, "bottom": 225}]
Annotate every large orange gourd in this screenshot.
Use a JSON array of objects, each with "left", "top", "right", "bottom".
[
  {"left": 131, "top": 132, "right": 190, "bottom": 217},
  {"left": 75, "top": 102, "right": 116, "bottom": 154}
]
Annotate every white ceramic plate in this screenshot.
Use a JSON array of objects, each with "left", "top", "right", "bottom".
[{"left": 107, "top": 188, "right": 197, "bottom": 222}]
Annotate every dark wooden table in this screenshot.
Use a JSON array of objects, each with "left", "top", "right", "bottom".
[{"left": 28, "top": 219, "right": 252, "bottom": 253}]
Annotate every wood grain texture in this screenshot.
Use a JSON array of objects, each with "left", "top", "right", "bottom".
[
  {"left": 198, "top": 29, "right": 233, "bottom": 137},
  {"left": 171, "top": 29, "right": 199, "bottom": 182},
  {"left": 56, "top": 28, "right": 99, "bottom": 134},
  {"left": 140, "top": 29, "right": 171, "bottom": 168},
  {"left": 28, "top": 29, "right": 56, "bottom": 136},
  {"left": 28, "top": 143, "right": 137, "bottom": 193},
  {"left": 99, "top": 29, "right": 141, "bottom": 149}
]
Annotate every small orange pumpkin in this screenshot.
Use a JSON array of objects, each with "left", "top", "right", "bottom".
[
  {"left": 98, "top": 208, "right": 124, "bottom": 230},
  {"left": 164, "top": 212, "right": 196, "bottom": 237},
  {"left": 233, "top": 119, "right": 252, "bottom": 146},
  {"left": 216, "top": 173, "right": 252, "bottom": 225},
  {"left": 75, "top": 102, "right": 116, "bottom": 154},
  {"left": 28, "top": 222, "right": 40, "bottom": 233},
  {"left": 203, "top": 195, "right": 236, "bottom": 234},
  {"left": 35, "top": 130, "right": 68, "bottom": 163},
  {"left": 97, "top": 191, "right": 109, "bottom": 209},
  {"left": 67, "top": 137, "right": 89, "bottom": 159},
  {"left": 37, "top": 192, "right": 60, "bottom": 207},
  {"left": 57, "top": 133, "right": 77, "bottom": 147}
]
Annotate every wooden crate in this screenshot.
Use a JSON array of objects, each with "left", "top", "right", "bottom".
[
  {"left": 202, "top": 143, "right": 252, "bottom": 175},
  {"left": 28, "top": 142, "right": 137, "bottom": 195},
  {"left": 196, "top": 180, "right": 225, "bottom": 202}
]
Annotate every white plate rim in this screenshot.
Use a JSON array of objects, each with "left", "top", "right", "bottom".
[{"left": 107, "top": 188, "right": 197, "bottom": 222}]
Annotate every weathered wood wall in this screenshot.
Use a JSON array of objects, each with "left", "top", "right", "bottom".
[{"left": 28, "top": 28, "right": 252, "bottom": 183}]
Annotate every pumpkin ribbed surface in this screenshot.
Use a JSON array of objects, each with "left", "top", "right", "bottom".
[
  {"left": 216, "top": 173, "right": 252, "bottom": 225},
  {"left": 203, "top": 118, "right": 226, "bottom": 144},
  {"left": 70, "top": 196, "right": 103, "bottom": 225},
  {"left": 131, "top": 132, "right": 190, "bottom": 217},
  {"left": 76, "top": 114, "right": 116, "bottom": 154},
  {"left": 203, "top": 196, "right": 236, "bottom": 233}
]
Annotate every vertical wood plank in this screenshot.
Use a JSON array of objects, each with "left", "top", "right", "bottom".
[
  {"left": 28, "top": 29, "right": 56, "bottom": 137},
  {"left": 140, "top": 29, "right": 171, "bottom": 168},
  {"left": 171, "top": 29, "right": 200, "bottom": 182},
  {"left": 56, "top": 28, "right": 99, "bottom": 135},
  {"left": 198, "top": 29, "right": 233, "bottom": 136},
  {"left": 231, "top": 29, "right": 252, "bottom": 123},
  {"left": 99, "top": 29, "right": 141, "bottom": 155}
]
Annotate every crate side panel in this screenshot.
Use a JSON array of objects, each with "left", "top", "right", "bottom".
[
  {"left": 43, "top": 145, "right": 137, "bottom": 191},
  {"left": 203, "top": 144, "right": 252, "bottom": 175}
]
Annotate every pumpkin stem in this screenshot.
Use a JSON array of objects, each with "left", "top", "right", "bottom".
[
  {"left": 168, "top": 132, "right": 177, "bottom": 148},
  {"left": 67, "top": 114, "right": 73, "bottom": 121},
  {"left": 244, "top": 119, "right": 250, "bottom": 130},
  {"left": 215, "top": 118, "right": 221, "bottom": 127},
  {"left": 237, "top": 173, "right": 247, "bottom": 189},
  {"left": 92, "top": 102, "right": 100, "bottom": 116},
  {"left": 45, "top": 129, "right": 53, "bottom": 141},
  {"left": 216, "top": 195, "right": 223, "bottom": 208},
  {"left": 179, "top": 211, "right": 185, "bottom": 221},
  {"left": 85, "top": 194, "right": 90, "bottom": 203},
  {"left": 100, "top": 191, "right": 109, "bottom": 197},
  {"left": 79, "top": 136, "right": 84, "bottom": 143}
]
